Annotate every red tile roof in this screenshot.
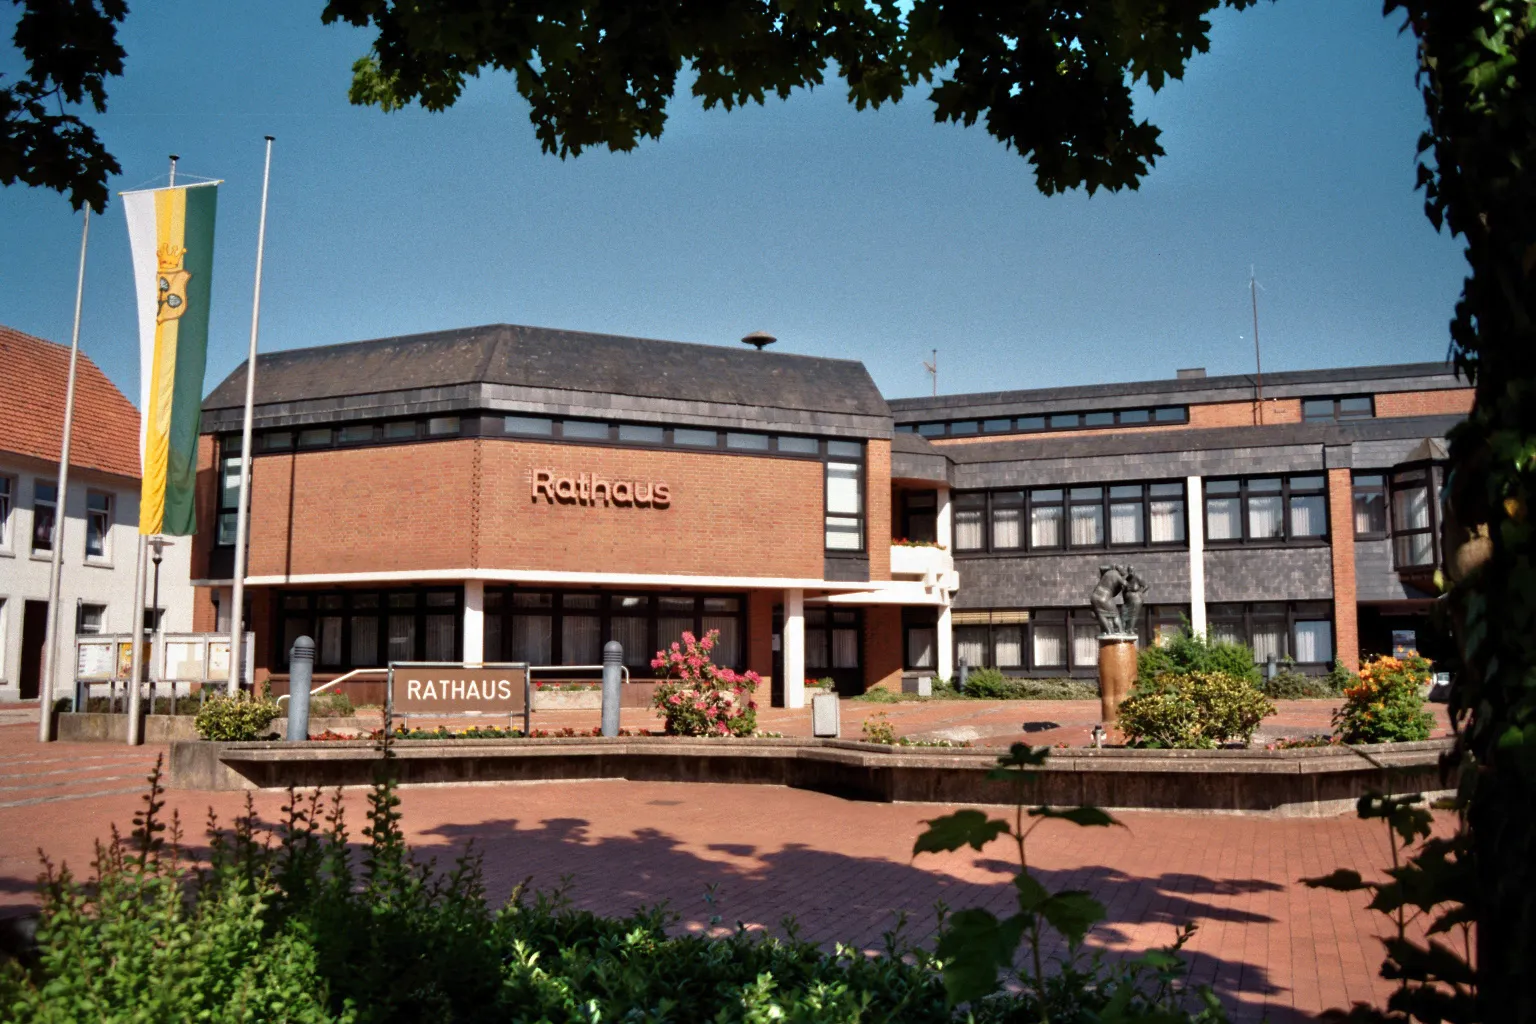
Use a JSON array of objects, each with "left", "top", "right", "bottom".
[{"left": 0, "top": 325, "right": 141, "bottom": 479}]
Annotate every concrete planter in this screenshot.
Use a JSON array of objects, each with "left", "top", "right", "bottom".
[
  {"left": 56, "top": 712, "right": 380, "bottom": 743},
  {"left": 532, "top": 690, "right": 602, "bottom": 710},
  {"left": 167, "top": 734, "right": 1455, "bottom": 817}
]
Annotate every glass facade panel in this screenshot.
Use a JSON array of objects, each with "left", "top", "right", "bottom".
[
  {"left": 504, "top": 416, "right": 554, "bottom": 435},
  {"left": 1294, "top": 620, "right": 1333, "bottom": 663},
  {"left": 1289, "top": 495, "right": 1326, "bottom": 537},
  {"left": 1248, "top": 495, "right": 1284, "bottom": 539},
  {"left": 1109, "top": 501, "right": 1143, "bottom": 544},
  {"left": 726, "top": 432, "right": 771, "bottom": 450},
  {"left": 617, "top": 424, "right": 665, "bottom": 443},
  {"left": 1072, "top": 623, "right": 1099, "bottom": 667},
  {"left": 992, "top": 505, "right": 1022, "bottom": 549},
  {"left": 956, "top": 628, "right": 987, "bottom": 670},
  {"left": 562, "top": 615, "right": 600, "bottom": 664},
  {"left": 511, "top": 614, "right": 552, "bottom": 664},
  {"left": 1069, "top": 505, "right": 1103, "bottom": 546},
  {"left": 1149, "top": 498, "right": 1184, "bottom": 542},
  {"left": 387, "top": 615, "right": 415, "bottom": 662},
  {"left": 907, "top": 628, "right": 936, "bottom": 668},
  {"left": 993, "top": 626, "right": 1023, "bottom": 668},
  {"left": 954, "top": 508, "right": 985, "bottom": 551},
  {"left": 674, "top": 428, "right": 717, "bottom": 446},
  {"left": 1030, "top": 504, "right": 1062, "bottom": 548},
  {"left": 1032, "top": 624, "right": 1066, "bottom": 667},
  {"left": 777, "top": 435, "right": 819, "bottom": 454},
  {"left": 563, "top": 420, "right": 608, "bottom": 439},
  {"left": 350, "top": 616, "right": 378, "bottom": 666}
]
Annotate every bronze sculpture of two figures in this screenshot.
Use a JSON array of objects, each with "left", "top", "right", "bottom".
[{"left": 1090, "top": 564, "right": 1148, "bottom": 637}]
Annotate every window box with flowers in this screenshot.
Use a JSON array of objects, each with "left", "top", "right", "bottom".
[{"left": 651, "top": 630, "right": 760, "bottom": 737}]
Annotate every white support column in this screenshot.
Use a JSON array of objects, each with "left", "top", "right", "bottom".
[
  {"left": 936, "top": 485, "right": 953, "bottom": 549},
  {"left": 936, "top": 603, "right": 954, "bottom": 682},
  {"left": 783, "top": 588, "right": 805, "bottom": 709},
  {"left": 1187, "top": 475, "right": 1206, "bottom": 638},
  {"left": 463, "top": 580, "right": 485, "bottom": 666}
]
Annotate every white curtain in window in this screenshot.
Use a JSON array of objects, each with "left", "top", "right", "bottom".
[
  {"left": 956, "top": 630, "right": 986, "bottom": 670},
  {"left": 1395, "top": 533, "right": 1434, "bottom": 567},
  {"left": 511, "top": 615, "right": 552, "bottom": 664},
  {"left": 1210, "top": 620, "right": 1243, "bottom": 647},
  {"left": 955, "top": 510, "right": 985, "bottom": 550},
  {"left": 704, "top": 615, "right": 741, "bottom": 666},
  {"left": 1293, "top": 620, "right": 1333, "bottom": 664},
  {"left": 658, "top": 615, "right": 694, "bottom": 650},
  {"left": 1033, "top": 625, "right": 1066, "bottom": 667},
  {"left": 832, "top": 629, "right": 859, "bottom": 668},
  {"left": 1206, "top": 498, "right": 1241, "bottom": 540},
  {"left": 1030, "top": 505, "right": 1062, "bottom": 547},
  {"left": 826, "top": 463, "right": 861, "bottom": 514},
  {"left": 992, "top": 507, "right": 1022, "bottom": 548},
  {"left": 610, "top": 616, "right": 648, "bottom": 665},
  {"left": 387, "top": 615, "right": 415, "bottom": 662},
  {"left": 1251, "top": 624, "right": 1284, "bottom": 665},
  {"left": 1070, "top": 506, "right": 1103, "bottom": 546},
  {"left": 563, "top": 616, "right": 600, "bottom": 665},
  {"left": 425, "top": 614, "right": 456, "bottom": 661},
  {"left": 1109, "top": 502, "right": 1143, "bottom": 544},
  {"left": 993, "top": 626, "right": 1023, "bottom": 668},
  {"left": 1289, "top": 495, "right": 1326, "bottom": 537},
  {"left": 806, "top": 628, "right": 830, "bottom": 669},
  {"left": 1149, "top": 500, "right": 1185, "bottom": 543},
  {"left": 320, "top": 616, "right": 343, "bottom": 667},
  {"left": 350, "top": 617, "right": 378, "bottom": 666},
  {"left": 1071, "top": 624, "right": 1099, "bottom": 667},
  {"left": 1248, "top": 496, "right": 1284, "bottom": 539},
  {"left": 907, "top": 628, "right": 935, "bottom": 669},
  {"left": 1394, "top": 485, "right": 1431, "bottom": 530}
]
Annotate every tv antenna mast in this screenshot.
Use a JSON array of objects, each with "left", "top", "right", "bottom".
[
  {"left": 1250, "top": 266, "right": 1265, "bottom": 425},
  {"left": 922, "top": 349, "right": 937, "bottom": 397}
]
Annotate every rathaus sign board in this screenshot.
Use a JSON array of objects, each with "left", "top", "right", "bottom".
[{"left": 386, "top": 662, "right": 532, "bottom": 732}]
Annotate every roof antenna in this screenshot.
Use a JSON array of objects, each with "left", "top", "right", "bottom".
[
  {"left": 741, "top": 331, "right": 776, "bottom": 351},
  {"left": 923, "top": 349, "right": 937, "bottom": 397}
]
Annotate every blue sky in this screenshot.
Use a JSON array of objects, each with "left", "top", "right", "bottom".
[{"left": 1, "top": 0, "right": 1466, "bottom": 404}]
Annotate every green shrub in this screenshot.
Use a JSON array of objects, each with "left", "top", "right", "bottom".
[
  {"left": 194, "top": 692, "right": 283, "bottom": 741},
  {"left": 1323, "top": 658, "right": 1359, "bottom": 694},
  {"left": 310, "top": 691, "right": 355, "bottom": 718},
  {"left": 958, "top": 666, "right": 1012, "bottom": 697},
  {"left": 1137, "top": 630, "right": 1260, "bottom": 686},
  {"left": 1261, "top": 669, "right": 1337, "bottom": 700},
  {"left": 861, "top": 712, "right": 897, "bottom": 744},
  {"left": 1118, "top": 671, "right": 1276, "bottom": 748},
  {"left": 960, "top": 671, "right": 1099, "bottom": 700},
  {"left": 1332, "top": 653, "right": 1436, "bottom": 743},
  {"left": 0, "top": 758, "right": 1230, "bottom": 1023}
]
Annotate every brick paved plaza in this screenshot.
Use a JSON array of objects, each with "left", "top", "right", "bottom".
[{"left": 0, "top": 714, "right": 1448, "bottom": 1023}]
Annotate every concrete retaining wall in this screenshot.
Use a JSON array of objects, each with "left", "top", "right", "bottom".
[
  {"left": 167, "top": 736, "right": 1454, "bottom": 816},
  {"left": 57, "top": 713, "right": 379, "bottom": 743}
]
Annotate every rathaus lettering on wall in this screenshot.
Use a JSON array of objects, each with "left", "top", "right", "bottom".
[{"left": 530, "top": 469, "right": 672, "bottom": 508}]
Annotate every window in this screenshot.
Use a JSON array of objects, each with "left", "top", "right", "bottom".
[
  {"left": 991, "top": 491, "right": 1024, "bottom": 549},
  {"left": 917, "top": 423, "right": 946, "bottom": 437},
  {"left": 562, "top": 420, "right": 608, "bottom": 441},
  {"left": 1148, "top": 482, "right": 1186, "bottom": 543},
  {"left": 617, "top": 424, "right": 665, "bottom": 444},
  {"left": 384, "top": 421, "right": 418, "bottom": 440},
  {"left": 778, "top": 435, "right": 819, "bottom": 455},
  {"left": 0, "top": 475, "right": 12, "bottom": 549},
  {"left": 983, "top": 418, "right": 1012, "bottom": 432},
  {"left": 1391, "top": 468, "right": 1436, "bottom": 567},
  {"left": 900, "top": 490, "right": 938, "bottom": 543},
  {"left": 1153, "top": 407, "right": 1188, "bottom": 423},
  {"left": 1017, "top": 416, "right": 1045, "bottom": 431},
  {"left": 275, "top": 589, "right": 461, "bottom": 670},
  {"left": 427, "top": 416, "right": 461, "bottom": 436},
  {"left": 262, "top": 431, "right": 295, "bottom": 451},
  {"left": 825, "top": 454, "right": 864, "bottom": 551},
  {"left": 956, "top": 626, "right": 987, "bottom": 669},
  {"left": 76, "top": 603, "right": 106, "bottom": 635},
  {"left": 1031, "top": 613, "right": 1067, "bottom": 668},
  {"left": 1030, "top": 489, "right": 1063, "bottom": 548},
  {"left": 1084, "top": 411, "right": 1115, "bottom": 426},
  {"left": 949, "top": 420, "right": 979, "bottom": 436},
  {"left": 1352, "top": 474, "right": 1388, "bottom": 536},
  {"left": 954, "top": 493, "right": 986, "bottom": 552},
  {"left": 1068, "top": 487, "right": 1104, "bottom": 546},
  {"left": 702, "top": 597, "right": 742, "bottom": 666},
  {"left": 727, "top": 432, "right": 771, "bottom": 450},
  {"left": 1049, "top": 413, "right": 1080, "bottom": 429},
  {"left": 85, "top": 492, "right": 111, "bottom": 560},
  {"left": 1205, "top": 475, "right": 1329, "bottom": 544},
  {"left": 1108, "top": 485, "right": 1144, "bottom": 545},
  {"left": 510, "top": 592, "right": 553, "bottom": 664},
  {"left": 1303, "top": 395, "right": 1374, "bottom": 422},
  {"left": 338, "top": 424, "right": 374, "bottom": 444},
  {"left": 608, "top": 595, "right": 650, "bottom": 668},
  {"left": 217, "top": 451, "right": 242, "bottom": 546},
  {"left": 1205, "top": 602, "right": 1335, "bottom": 666},
  {"left": 298, "top": 428, "right": 331, "bottom": 448},
  {"left": 1119, "top": 409, "right": 1150, "bottom": 424},
  {"left": 32, "top": 481, "right": 57, "bottom": 554},
  {"left": 674, "top": 428, "right": 717, "bottom": 446},
  {"left": 504, "top": 415, "right": 553, "bottom": 436},
  {"left": 906, "top": 626, "right": 936, "bottom": 669}
]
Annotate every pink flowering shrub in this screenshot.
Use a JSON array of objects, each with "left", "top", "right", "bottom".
[{"left": 650, "top": 630, "right": 760, "bottom": 737}]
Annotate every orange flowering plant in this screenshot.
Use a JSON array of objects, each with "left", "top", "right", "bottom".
[
  {"left": 650, "top": 629, "right": 760, "bottom": 737},
  {"left": 1331, "top": 653, "right": 1436, "bottom": 744}
]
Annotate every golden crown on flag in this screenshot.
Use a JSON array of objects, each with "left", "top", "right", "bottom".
[{"left": 157, "top": 242, "right": 187, "bottom": 271}]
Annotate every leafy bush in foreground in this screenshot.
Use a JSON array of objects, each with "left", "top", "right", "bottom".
[
  {"left": 193, "top": 692, "right": 283, "bottom": 741},
  {"left": 1261, "top": 669, "right": 1338, "bottom": 700},
  {"left": 1332, "top": 654, "right": 1436, "bottom": 744},
  {"left": 1118, "top": 672, "right": 1275, "bottom": 748},
  {"left": 0, "top": 754, "right": 1230, "bottom": 1023},
  {"left": 1137, "top": 631, "right": 1261, "bottom": 687}
]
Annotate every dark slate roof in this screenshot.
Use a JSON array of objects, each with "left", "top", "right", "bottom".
[
  {"left": 940, "top": 413, "right": 1465, "bottom": 465},
  {"left": 891, "top": 431, "right": 948, "bottom": 457},
  {"left": 887, "top": 361, "right": 1463, "bottom": 420},
  {"left": 203, "top": 324, "right": 889, "bottom": 419}
]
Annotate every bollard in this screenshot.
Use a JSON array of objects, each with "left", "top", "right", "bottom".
[
  {"left": 958, "top": 657, "right": 969, "bottom": 694},
  {"left": 1265, "top": 655, "right": 1277, "bottom": 682},
  {"left": 287, "top": 636, "right": 314, "bottom": 742},
  {"left": 601, "top": 640, "right": 623, "bottom": 737}
]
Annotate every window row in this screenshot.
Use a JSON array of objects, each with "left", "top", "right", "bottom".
[
  {"left": 898, "top": 405, "right": 1188, "bottom": 439},
  {"left": 1204, "top": 475, "right": 1328, "bottom": 544},
  {"left": 0, "top": 477, "right": 114, "bottom": 561},
  {"left": 1351, "top": 466, "right": 1442, "bottom": 569},
  {"left": 1207, "top": 602, "right": 1336, "bottom": 665},
  {"left": 1302, "top": 395, "right": 1374, "bottom": 423},
  {"left": 271, "top": 589, "right": 747, "bottom": 674},
  {"left": 952, "top": 481, "right": 1187, "bottom": 554},
  {"left": 239, "top": 417, "right": 860, "bottom": 462}
]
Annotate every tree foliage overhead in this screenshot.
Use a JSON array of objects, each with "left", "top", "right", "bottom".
[
  {"left": 0, "top": 0, "right": 126, "bottom": 212},
  {"left": 322, "top": 0, "right": 1257, "bottom": 195}
]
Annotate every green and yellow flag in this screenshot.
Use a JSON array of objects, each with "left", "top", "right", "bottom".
[{"left": 122, "top": 183, "right": 218, "bottom": 535}]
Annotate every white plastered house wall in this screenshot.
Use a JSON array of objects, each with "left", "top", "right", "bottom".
[{"left": 0, "top": 451, "right": 195, "bottom": 703}]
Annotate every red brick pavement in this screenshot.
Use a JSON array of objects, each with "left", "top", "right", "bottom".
[{"left": 0, "top": 720, "right": 1440, "bottom": 1022}]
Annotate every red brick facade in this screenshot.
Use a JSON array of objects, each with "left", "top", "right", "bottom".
[
  {"left": 1374, "top": 388, "right": 1473, "bottom": 419},
  {"left": 1327, "top": 468, "right": 1359, "bottom": 671},
  {"left": 222, "top": 439, "right": 826, "bottom": 581}
]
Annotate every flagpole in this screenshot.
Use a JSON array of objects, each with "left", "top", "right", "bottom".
[
  {"left": 38, "top": 210, "right": 92, "bottom": 742},
  {"left": 228, "top": 136, "right": 273, "bottom": 695}
]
